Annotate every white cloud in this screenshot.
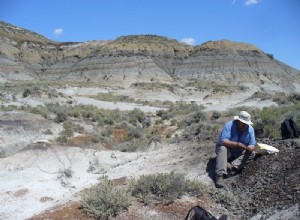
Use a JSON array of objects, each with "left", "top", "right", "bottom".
[
  {"left": 244, "top": 0, "right": 258, "bottom": 6},
  {"left": 180, "top": 38, "right": 196, "bottom": 45},
  {"left": 53, "top": 28, "right": 63, "bottom": 37}
]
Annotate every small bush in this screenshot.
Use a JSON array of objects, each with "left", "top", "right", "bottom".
[
  {"left": 181, "top": 122, "right": 219, "bottom": 142},
  {"left": 156, "top": 110, "right": 172, "bottom": 120},
  {"left": 182, "top": 111, "right": 206, "bottom": 127},
  {"left": 54, "top": 107, "right": 68, "bottom": 123},
  {"left": 214, "top": 190, "right": 236, "bottom": 208},
  {"left": 186, "top": 180, "right": 209, "bottom": 197},
  {"left": 272, "top": 92, "right": 289, "bottom": 105},
  {"left": 127, "top": 127, "right": 143, "bottom": 139},
  {"left": 131, "top": 172, "right": 186, "bottom": 203},
  {"left": 131, "top": 172, "right": 207, "bottom": 204},
  {"left": 56, "top": 135, "right": 68, "bottom": 144},
  {"left": 116, "top": 137, "right": 150, "bottom": 152},
  {"left": 128, "top": 108, "right": 145, "bottom": 125},
  {"left": 81, "top": 176, "right": 131, "bottom": 219},
  {"left": 155, "top": 119, "right": 164, "bottom": 125},
  {"left": 211, "top": 111, "right": 221, "bottom": 120},
  {"left": 62, "top": 120, "right": 74, "bottom": 137},
  {"left": 23, "top": 88, "right": 31, "bottom": 97},
  {"left": 28, "top": 105, "right": 48, "bottom": 118},
  {"left": 170, "top": 119, "right": 177, "bottom": 126},
  {"left": 258, "top": 107, "right": 281, "bottom": 138}
]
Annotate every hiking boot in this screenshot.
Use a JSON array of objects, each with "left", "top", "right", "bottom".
[{"left": 215, "top": 175, "right": 225, "bottom": 188}]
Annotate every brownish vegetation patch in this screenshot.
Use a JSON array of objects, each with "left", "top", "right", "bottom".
[
  {"left": 68, "top": 134, "right": 93, "bottom": 147},
  {"left": 112, "top": 128, "right": 128, "bottom": 143},
  {"left": 31, "top": 202, "right": 93, "bottom": 220}
]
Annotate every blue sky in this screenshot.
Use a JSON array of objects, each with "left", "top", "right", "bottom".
[{"left": 1, "top": 0, "right": 300, "bottom": 70}]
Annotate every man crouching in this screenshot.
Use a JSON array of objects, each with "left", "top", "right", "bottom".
[{"left": 215, "top": 111, "right": 256, "bottom": 188}]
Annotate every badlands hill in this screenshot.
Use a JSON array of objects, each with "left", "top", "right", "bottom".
[
  {"left": 1, "top": 21, "right": 300, "bottom": 93},
  {"left": 0, "top": 21, "right": 300, "bottom": 220}
]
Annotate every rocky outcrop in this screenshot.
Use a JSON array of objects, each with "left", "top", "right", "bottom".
[
  {"left": 172, "top": 41, "right": 300, "bottom": 92},
  {"left": 1, "top": 21, "right": 300, "bottom": 93}
]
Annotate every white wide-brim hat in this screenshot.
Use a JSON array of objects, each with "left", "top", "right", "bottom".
[{"left": 234, "top": 111, "right": 253, "bottom": 125}]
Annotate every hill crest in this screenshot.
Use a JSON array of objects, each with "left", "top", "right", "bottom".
[{"left": 0, "top": 21, "right": 300, "bottom": 93}]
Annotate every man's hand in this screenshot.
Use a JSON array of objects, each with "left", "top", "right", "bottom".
[
  {"left": 236, "top": 142, "right": 253, "bottom": 152},
  {"left": 247, "top": 145, "right": 255, "bottom": 152}
]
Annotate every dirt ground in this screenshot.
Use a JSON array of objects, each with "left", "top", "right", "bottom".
[
  {"left": 226, "top": 138, "right": 300, "bottom": 219},
  {"left": 29, "top": 139, "right": 300, "bottom": 220}
]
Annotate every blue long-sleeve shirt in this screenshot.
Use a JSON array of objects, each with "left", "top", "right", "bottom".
[{"left": 216, "top": 120, "right": 256, "bottom": 149}]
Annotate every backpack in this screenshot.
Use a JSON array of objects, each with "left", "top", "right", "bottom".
[
  {"left": 184, "top": 205, "right": 227, "bottom": 220},
  {"left": 281, "top": 119, "right": 299, "bottom": 139}
]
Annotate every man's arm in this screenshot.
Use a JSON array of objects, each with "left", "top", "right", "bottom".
[{"left": 222, "top": 140, "right": 254, "bottom": 152}]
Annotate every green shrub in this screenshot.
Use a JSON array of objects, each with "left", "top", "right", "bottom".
[
  {"left": 156, "top": 110, "right": 172, "bottom": 120},
  {"left": 211, "top": 111, "right": 221, "bottom": 120},
  {"left": 131, "top": 172, "right": 207, "bottom": 204},
  {"left": 170, "top": 119, "right": 177, "bottom": 126},
  {"left": 127, "top": 127, "right": 143, "bottom": 139},
  {"left": 183, "top": 111, "right": 206, "bottom": 126},
  {"left": 68, "top": 107, "right": 81, "bottom": 118},
  {"left": 105, "top": 116, "right": 116, "bottom": 125},
  {"left": 54, "top": 108, "right": 68, "bottom": 123},
  {"left": 128, "top": 108, "right": 145, "bottom": 125},
  {"left": 186, "top": 180, "right": 209, "bottom": 197},
  {"left": 214, "top": 190, "right": 236, "bottom": 208},
  {"left": 253, "top": 103, "right": 300, "bottom": 139},
  {"left": 91, "top": 92, "right": 134, "bottom": 103},
  {"left": 62, "top": 120, "right": 74, "bottom": 137},
  {"left": 258, "top": 108, "right": 281, "bottom": 138},
  {"left": 169, "top": 102, "right": 205, "bottom": 116},
  {"left": 23, "top": 88, "right": 31, "bottom": 97},
  {"left": 28, "top": 105, "right": 48, "bottom": 118},
  {"left": 272, "top": 92, "right": 289, "bottom": 105},
  {"left": 100, "top": 126, "right": 113, "bottom": 137},
  {"left": 181, "top": 122, "right": 219, "bottom": 142},
  {"left": 81, "top": 176, "right": 131, "bottom": 219},
  {"left": 45, "top": 102, "right": 61, "bottom": 113},
  {"left": 131, "top": 172, "right": 186, "bottom": 203},
  {"left": 115, "top": 137, "right": 150, "bottom": 152},
  {"left": 56, "top": 135, "right": 68, "bottom": 144},
  {"left": 155, "top": 119, "right": 164, "bottom": 125}
]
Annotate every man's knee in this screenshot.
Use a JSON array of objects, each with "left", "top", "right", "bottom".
[{"left": 216, "top": 145, "right": 227, "bottom": 155}]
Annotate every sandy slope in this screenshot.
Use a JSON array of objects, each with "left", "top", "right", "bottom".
[{"left": 0, "top": 141, "right": 215, "bottom": 219}]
